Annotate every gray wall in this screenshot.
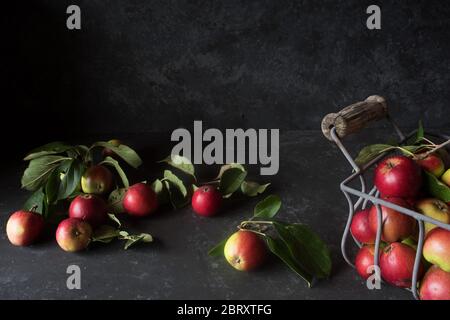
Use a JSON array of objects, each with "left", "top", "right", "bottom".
[{"left": 5, "top": 0, "right": 450, "bottom": 146}]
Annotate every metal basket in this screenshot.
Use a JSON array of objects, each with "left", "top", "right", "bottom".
[{"left": 322, "top": 95, "right": 450, "bottom": 300}]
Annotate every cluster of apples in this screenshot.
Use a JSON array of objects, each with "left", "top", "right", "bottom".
[
  {"left": 351, "top": 153, "right": 450, "bottom": 300},
  {"left": 6, "top": 144, "right": 159, "bottom": 252}
]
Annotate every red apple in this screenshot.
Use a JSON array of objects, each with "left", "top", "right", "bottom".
[
  {"left": 102, "top": 139, "right": 122, "bottom": 159},
  {"left": 191, "top": 185, "right": 222, "bottom": 217},
  {"left": 350, "top": 209, "right": 376, "bottom": 244},
  {"left": 81, "top": 165, "right": 114, "bottom": 195},
  {"left": 416, "top": 153, "right": 445, "bottom": 177},
  {"left": 423, "top": 228, "right": 450, "bottom": 272},
  {"left": 355, "top": 245, "right": 380, "bottom": 280},
  {"left": 56, "top": 218, "right": 92, "bottom": 252},
  {"left": 123, "top": 183, "right": 158, "bottom": 217},
  {"left": 224, "top": 231, "right": 267, "bottom": 271},
  {"left": 368, "top": 197, "right": 416, "bottom": 242},
  {"left": 419, "top": 265, "right": 450, "bottom": 300},
  {"left": 380, "top": 242, "right": 424, "bottom": 288},
  {"left": 69, "top": 194, "right": 108, "bottom": 227},
  {"left": 374, "top": 155, "right": 422, "bottom": 198},
  {"left": 6, "top": 210, "right": 45, "bottom": 246}
]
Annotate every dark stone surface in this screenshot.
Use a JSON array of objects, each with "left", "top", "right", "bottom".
[{"left": 0, "top": 130, "right": 414, "bottom": 299}]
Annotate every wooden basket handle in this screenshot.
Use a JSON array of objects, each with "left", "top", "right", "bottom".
[{"left": 321, "top": 95, "right": 388, "bottom": 141}]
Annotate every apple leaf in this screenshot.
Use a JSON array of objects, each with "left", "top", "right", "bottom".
[
  {"left": 92, "top": 141, "right": 142, "bottom": 168},
  {"left": 21, "top": 155, "right": 69, "bottom": 191},
  {"left": 208, "top": 238, "right": 227, "bottom": 257},
  {"left": 355, "top": 144, "right": 394, "bottom": 166},
  {"left": 424, "top": 171, "right": 450, "bottom": 202},
  {"left": 274, "top": 222, "right": 332, "bottom": 279},
  {"left": 23, "top": 187, "right": 46, "bottom": 215},
  {"left": 265, "top": 235, "right": 313, "bottom": 287},
  {"left": 219, "top": 167, "right": 247, "bottom": 197},
  {"left": 92, "top": 225, "right": 121, "bottom": 243},
  {"left": 23, "top": 142, "right": 73, "bottom": 161},
  {"left": 108, "top": 188, "right": 127, "bottom": 214},
  {"left": 159, "top": 155, "right": 196, "bottom": 180},
  {"left": 57, "top": 159, "right": 83, "bottom": 200},
  {"left": 120, "top": 233, "right": 153, "bottom": 250},
  {"left": 100, "top": 156, "right": 129, "bottom": 188},
  {"left": 241, "top": 181, "right": 270, "bottom": 197},
  {"left": 163, "top": 170, "right": 187, "bottom": 197},
  {"left": 107, "top": 213, "right": 122, "bottom": 228},
  {"left": 254, "top": 195, "right": 281, "bottom": 219},
  {"left": 215, "top": 163, "right": 246, "bottom": 180},
  {"left": 151, "top": 179, "right": 170, "bottom": 205}
]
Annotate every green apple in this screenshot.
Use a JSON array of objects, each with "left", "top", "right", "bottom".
[
  {"left": 416, "top": 198, "right": 450, "bottom": 235},
  {"left": 81, "top": 165, "right": 114, "bottom": 195},
  {"left": 441, "top": 169, "right": 450, "bottom": 187}
]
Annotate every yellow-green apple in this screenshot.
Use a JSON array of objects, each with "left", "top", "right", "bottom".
[
  {"left": 56, "top": 218, "right": 92, "bottom": 252},
  {"left": 419, "top": 265, "right": 450, "bottom": 300},
  {"left": 380, "top": 242, "right": 424, "bottom": 288},
  {"left": 442, "top": 169, "right": 450, "bottom": 187},
  {"left": 81, "top": 165, "right": 114, "bottom": 195},
  {"left": 102, "top": 139, "right": 122, "bottom": 159},
  {"left": 416, "top": 198, "right": 450, "bottom": 234},
  {"left": 355, "top": 245, "right": 382, "bottom": 280},
  {"left": 6, "top": 210, "right": 45, "bottom": 246},
  {"left": 368, "top": 197, "right": 416, "bottom": 242},
  {"left": 350, "top": 209, "right": 376, "bottom": 244},
  {"left": 69, "top": 194, "right": 108, "bottom": 227},
  {"left": 224, "top": 231, "right": 267, "bottom": 271},
  {"left": 423, "top": 228, "right": 450, "bottom": 272},
  {"left": 123, "top": 183, "right": 158, "bottom": 217},
  {"left": 374, "top": 155, "right": 422, "bottom": 198},
  {"left": 416, "top": 153, "right": 445, "bottom": 177}
]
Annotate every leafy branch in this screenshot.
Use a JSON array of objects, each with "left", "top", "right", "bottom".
[{"left": 208, "top": 195, "right": 332, "bottom": 287}]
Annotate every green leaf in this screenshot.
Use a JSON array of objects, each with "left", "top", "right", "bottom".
[
  {"left": 163, "top": 170, "right": 188, "bottom": 197},
  {"left": 208, "top": 238, "right": 227, "bottom": 257},
  {"left": 108, "top": 188, "right": 127, "bottom": 214},
  {"left": 424, "top": 171, "right": 450, "bottom": 202},
  {"left": 45, "top": 168, "right": 62, "bottom": 204},
  {"left": 355, "top": 144, "right": 394, "bottom": 166},
  {"left": 163, "top": 179, "right": 189, "bottom": 209},
  {"left": 254, "top": 195, "right": 281, "bottom": 219},
  {"left": 274, "top": 222, "right": 332, "bottom": 279},
  {"left": 151, "top": 179, "right": 170, "bottom": 205},
  {"left": 21, "top": 155, "right": 69, "bottom": 191},
  {"left": 417, "top": 120, "right": 424, "bottom": 143},
  {"left": 265, "top": 235, "right": 313, "bottom": 287},
  {"left": 219, "top": 168, "right": 247, "bottom": 197},
  {"left": 100, "top": 156, "right": 129, "bottom": 188},
  {"left": 92, "top": 141, "right": 142, "bottom": 168},
  {"left": 23, "top": 187, "right": 46, "bottom": 215},
  {"left": 159, "top": 155, "right": 196, "bottom": 179},
  {"left": 107, "top": 213, "right": 122, "bottom": 227},
  {"left": 24, "top": 142, "right": 73, "bottom": 161},
  {"left": 241, "top": 181, "right": 270, "bottom": 197},
  {"left": 215, "top": 163, "right": 246, "bottom": 180},
  {"left": 57, "top": 159, "right": 83, "bottom": 200},
  {"left": 120, "top": 233, "right": 153, "bottom": 250},
  {"left": 92, "top": 225, "right": 120, "bottom": 243}
]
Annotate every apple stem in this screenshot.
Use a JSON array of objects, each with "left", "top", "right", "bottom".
[
  {"left": 419, "top": 138, "right": 450, "bottom": 159},
  {"left": 237, "top": 226, "right": 267, "bottom": 237}
]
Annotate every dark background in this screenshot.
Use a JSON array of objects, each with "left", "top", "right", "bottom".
[
  {"left": 1, "top": 0, "right": 449, "bottom": 300},
  {"left": 4, "top": 0, "right": 450, "bottom": 151}
]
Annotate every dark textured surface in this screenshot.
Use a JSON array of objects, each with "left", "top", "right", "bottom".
[
  {"left": 0, "top": 130, "right": 414, "bottom": 300},
  {"left": 4, "top": 1, "right": 450, "bottom": 150}
]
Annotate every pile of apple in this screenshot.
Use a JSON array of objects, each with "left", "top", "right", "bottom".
[
  {"left": 351, "top": 153, "right": 450, "bottom": 300},
  {"left": 6, "top": 142, "right": 159, "bottom": 252}
]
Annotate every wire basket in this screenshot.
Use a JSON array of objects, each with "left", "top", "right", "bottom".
[{"left": 322, "top": 95, "right": 450, "bottom": 300}]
